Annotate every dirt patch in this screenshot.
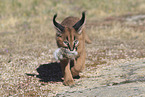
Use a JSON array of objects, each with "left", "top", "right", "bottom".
[{"left": 87, "top": 13, "right": 145, "bottom": 31}]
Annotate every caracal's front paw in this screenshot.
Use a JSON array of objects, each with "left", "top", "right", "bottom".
[
  {"left": 63, "top": 79, "right": 75, "bottom": 86},
  {"left": 71, "top": 67, "right": 80, "bottom": 77}
]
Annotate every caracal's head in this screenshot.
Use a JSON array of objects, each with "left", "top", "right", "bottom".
[{"left": 53, "top": 12, "right": 86, "bottom": 51}]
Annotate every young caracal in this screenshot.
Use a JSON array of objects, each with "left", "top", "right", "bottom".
[{"left": 53, "top": 12, "right": 91, "bottom": 86}]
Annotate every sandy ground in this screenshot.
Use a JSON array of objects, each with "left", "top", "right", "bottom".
[{"left": 56, "top": 59, "right": 145, "bottom": 97}]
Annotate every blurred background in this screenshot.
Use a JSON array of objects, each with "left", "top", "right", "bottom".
[
  {"left": 0, "top": 0, "right": 145, "bottom": 53},
  {"left": 0, "top": 0, "right": 145, "bottom": 96}
]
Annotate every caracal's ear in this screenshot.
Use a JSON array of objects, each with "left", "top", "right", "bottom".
[
  {"left": 73, "top": 11, "right": 86, "bottom": 34},
  {"left": 53, "top": 14, "right": 64, "bottom": 34}
]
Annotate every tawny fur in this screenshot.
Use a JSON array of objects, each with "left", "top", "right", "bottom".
[{"left": 53, "top": 12, "right": 91, "bottom": 86}]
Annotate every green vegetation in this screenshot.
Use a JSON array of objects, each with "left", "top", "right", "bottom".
[{"left": 0, "top": 0, "right": 145, "bottom": 96}]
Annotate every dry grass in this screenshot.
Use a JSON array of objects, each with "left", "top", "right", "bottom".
[{"left": 0, "top": 0, "right": 145, "bottom": 96}]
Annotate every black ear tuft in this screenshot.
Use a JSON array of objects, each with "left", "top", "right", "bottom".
[
  {"left": 53, "top": 14, "right": 64, "bottom": 33},
  {"left": 73, "top": 11, "right": 86, "bottom": 34},
  {"left": 53, "top": 14, "right": 57, "bottom": 21}
]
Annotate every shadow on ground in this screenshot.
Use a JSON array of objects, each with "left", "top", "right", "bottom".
[
  {"left": 26, "top": 61, "right": 81, "bottom": 83},
  {"left": 26, "top": 62, "right": 63, "bottom": 82}
]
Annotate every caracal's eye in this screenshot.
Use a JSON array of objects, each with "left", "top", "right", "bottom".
[
  {"left": 74, "top": 40, "right": 79, "bottom": 46},
  {"left": 63, "top": 41, "right": 69, "bottom": 47}
]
